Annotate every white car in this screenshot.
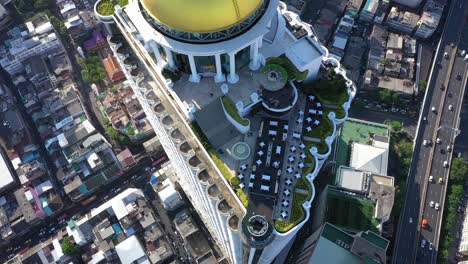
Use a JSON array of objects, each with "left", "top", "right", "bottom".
[
  {"left": 435, "top": 203, "right": 440, "bottom": 210},
  {"left": 429, "top": 243, "right": 433, "bottom": 251},
  {"left": 447, "top": 145, "right": 452, "bottom": 152},
  {"left": 421, "top": 239, "right": 426, "bottom": 248},
  {"left": 431, "top": 106, "right": 436, "bottom": 112},
  {"left": 409, "top": 217, "right": 413, "bottom": 223},
  {"left": 448, "top": 105, "right": 453, "bottom": 111},
  {"left": 430, "top": 201, "right": 434, "bottom": 207},
  {"left": 429, "top": 175, "right": 434, "bottom": 183},
  {"left": 444, "top": 52, "right": 449, "bottom": 58},
  {"left": 443, "top": 161, "right": 449, "bottom": 168},
  {"left": 423, "top": 140, "right": 428, "bottom": 146},
  {"left": 436, "top": 138, "right": 441, "bottom": 144}
]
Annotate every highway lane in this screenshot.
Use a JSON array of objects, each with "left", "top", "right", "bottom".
[
  {"left": 392, "top": 0, "right": 468, "bottom": 262},
  {"left": 418, "top": 25, "right": 468, "bottom": 263}
]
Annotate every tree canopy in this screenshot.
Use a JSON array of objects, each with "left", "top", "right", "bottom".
[
  {"left": 450, "top": 157, "right": 468, "bottom": 184},
  {"left": 61, "top": 237, "right": 80, "bottom": 257},
  {"left": 79, "top": 56, "right": 107, "bottom": 83}
]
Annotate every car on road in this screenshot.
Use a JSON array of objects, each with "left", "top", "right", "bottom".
[
  {"left": 457, "top": 73, "right": 462, "bottom": 80},
  {"left": 435, "top": 203, "right": 440, "bottom": 210},
  {"left": 444, "top": 161, "right": 449, "bottom": 168},
  {"left": 436, "top": 138, "right": 441, "bottom": 144},
  {"left": 449, "top": 104, "right": 453, "bottom": 111},
  {"left": 429, "top": 175, "right": 434, "bottom": 182},
  {"left": 409, "top": 217, "right": 413, "bottom": 223},
  {"left": 421, "top": 239, "right": 426, "bottom": 248},
  {"left": 423, "top": 139, "right": 428, "bottom": 146},
  {"left": 440, "top": 148, "right": 446, "bottom": 154},
  {"left": 431, "top": 106, "right": 436, "bottom": 112},
  {"left": 430, "top": 201, "right": 434, "bottom": 207},
  {"left": 444, "top": 51, "right": 449, "bottom": 58},
  {"left": 439, "top": 177, "right": 443, "bottom": 184},
  {"left": 447, "top": 145, "right": 452, "bottom": 152},
  {"left": 429, "top": 242, "right": 433, "bottom": 251},
  {"left": 422, "top": 218, "right": 428, "bottom": 228},
  {"left": 423, "top": 116, "right": 427, "bottom": 121}
]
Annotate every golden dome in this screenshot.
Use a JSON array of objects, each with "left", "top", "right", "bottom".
[{"left": 141, "top": 0, "right": 264, "bottom": 33}]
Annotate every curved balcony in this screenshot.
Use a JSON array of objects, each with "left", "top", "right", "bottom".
[
  {"left": 145, "top": 90, "right": 159, "bottom": 105},
  {"left": 153, "top": 102, "right": 165, "bottom": 116},
  {"left": 228, "top": 214, "right": 239, "bottom": 231},
  {"left": 217, "top": 199, "right": 232, "bottom": 215},
  {"left": 197, "top": 169, "right": 211, "bottom": 184},
  {"left": 187, "top": 154, "right": 202, "bottom": 168},
  {"left": 170, "top": 128, "right": 185, "bottom": 142},
  {"left": 207, "top": 184, "right": 222, "bottom": 199},
  {"left": 178, "top": 141, "right": 192, "bottom": 154},
  {"left": 161, "top": 114, "right": 174, "bottom": 129}
]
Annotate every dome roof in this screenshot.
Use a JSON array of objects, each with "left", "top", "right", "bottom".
[{"left": 141, "top": 0, "right": 264, "bottom": 33}]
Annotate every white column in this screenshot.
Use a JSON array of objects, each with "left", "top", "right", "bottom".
[
  {"left": 249, "top": 40, "right": 260, "bottom": 71},
  {"left": 227, "top": 52, "right": 239, "bottom": 84},
  {"left": 258, "top": 36, "right": 263, "bottom": 48},
  {"left": 164, "top": 47, "right": 175, "bottom": 69},
  {"left": 214, "top": 54, "right": 225, "bottom": 83},
  {"left": 188, "top": 54, "right": 200, "bottom": 83},
  {"left": 149, "top": 41, "right": 163, "bottom": 67}
]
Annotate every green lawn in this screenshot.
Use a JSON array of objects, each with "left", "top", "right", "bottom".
[
  {"left": 304, "top": 115, "right": 333, "bottom": 140},
  {"left": 266, "top": 57, "right": 308, "bottom": 81},
  {"left": 221, "top": 96, "right": 249, "bottom": 126}
]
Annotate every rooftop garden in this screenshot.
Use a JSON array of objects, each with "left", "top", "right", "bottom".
[
  {"left": 266, "top": 57, "right": 308, "bottom": 82},
  {"left": 221, "top": 96, "right": 249, "bottom": 126},
  {"left": 302, "top": 70, "right": 350, "bottom": 119},
  {"left": 191, "top": 122, "right": 248, "bottom": 207},
  {"left": 96, "top": 0, "right": 128, "bottom": 16},
  {"left": 274, "top": 168, "right": 313, "bottom": 233}
]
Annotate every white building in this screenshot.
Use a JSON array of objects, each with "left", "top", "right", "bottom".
[
  {"left": 0, "top": 16, "right": 61, "bottom": 75},
  {"left": 95, "top": 0, "right": 356, "bottom": 263}
]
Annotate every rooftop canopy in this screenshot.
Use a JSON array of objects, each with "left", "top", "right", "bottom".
[{"left": 141, "top": 0, "right": 264, "bottom": 33}]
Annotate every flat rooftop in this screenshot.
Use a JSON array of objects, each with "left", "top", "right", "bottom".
[{"left": 335, "top": 118, "right": 389, "bottom": 168}]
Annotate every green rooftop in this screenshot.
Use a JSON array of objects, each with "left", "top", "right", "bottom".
[
  {"left": 321, "top": 223, "right": 354, "bottom": 247},
  {"left": 335, "top": 118, "right": 389, "bottom": 168},
  {"left": 360, "top": 231, "right": 389, "bottom": 250}
]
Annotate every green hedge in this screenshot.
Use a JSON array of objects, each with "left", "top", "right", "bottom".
[
  {"left": 230, "top": 176, "right": 240, "bottom": 186},
  {"left": 235, "top": 187, "right": 249, "bottom": 207},
  {"left": 275, "top": 167, "right": 313, "bottom": 233},
  {"left": 161, "top": 68, "right": 181, "bottom": 82},
  {"left": 191, "top": 122, "right": 248, "bottom": 207},
  {"left": 274, "top": 191, "right": 310, "bottom": 232},
  {"left": 266, "top": 57, "right": 308, "bottom": 81},
  {"left": 96, "top": 0, "right": 128, "bottom": 16},
  {"left": 221, "top": 96, "right": 249, "bottom": 126}
]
